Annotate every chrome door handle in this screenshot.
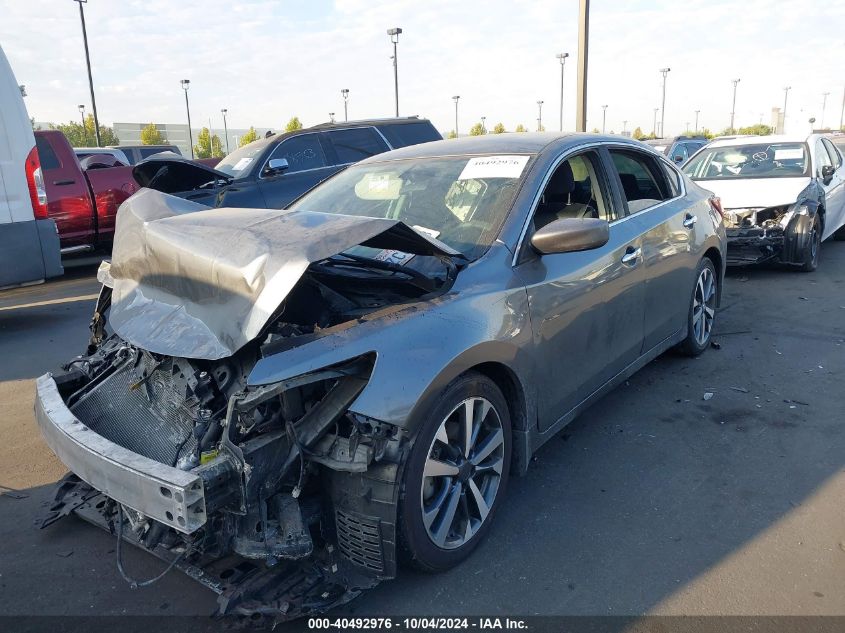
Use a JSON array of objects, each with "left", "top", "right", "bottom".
[
  {"left": 683, "top": 214, "right": 698, "bottom": 228},
  {"left": 621, "top": 247, "right": 641, "bottom": 265}
]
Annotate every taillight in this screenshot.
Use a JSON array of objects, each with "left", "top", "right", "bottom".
[
  {"left": 709, "top": 196, "right": 724, "bottom": 221},
  {"left": 25, "top": 146, "right": 48, "bottom": 219}
]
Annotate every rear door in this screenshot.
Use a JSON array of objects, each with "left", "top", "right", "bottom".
[
  {"left": 819, "top": 138, "right": 845, "bottom": 239},
  {"left": 517, "top": 149, "right": 646, "bottom": 430},
  {"left": 257, "top": 132, "right": 338, "bottom": 208},
  {"left": 36, "top": 134, "right": 94, "bottom": 249},
  {"left": 606, "top": 147, "right": 699, "bottom": 352},
  {"left": 323, "top": 126, "right": 389, "bottom": 165}
]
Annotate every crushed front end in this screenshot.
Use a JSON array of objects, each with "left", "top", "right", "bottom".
[{"left": 724, "top": 203, "right": 817, "bottom": 266}]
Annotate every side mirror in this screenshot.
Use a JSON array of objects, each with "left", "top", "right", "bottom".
[
  {"left": 821, "top": 164, "right": 835, "bottom": 184},
  {"left": 265, "top": 158, "right": 290, "bottom": 176},
  {"left": 531, "top": 217, "right": 610, "bottom": 255}
]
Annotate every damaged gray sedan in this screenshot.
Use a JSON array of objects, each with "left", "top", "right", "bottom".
[{"left": 35, "top": 134, "right": 726, "bottom": 620}]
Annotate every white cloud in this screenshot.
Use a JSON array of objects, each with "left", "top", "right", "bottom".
[{"left": 2, "top": 0, "right": 844, "bottom": 136}]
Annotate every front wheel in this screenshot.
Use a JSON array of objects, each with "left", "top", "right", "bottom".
[
  {"left": 798, "top": 214, "right": 822, "bottom": 271},
  {"left": 678, "top": 258, "right": 718, "bottom": 356},
  {"left": 398, "top": 372, "right": 511, "bottom": 572}
]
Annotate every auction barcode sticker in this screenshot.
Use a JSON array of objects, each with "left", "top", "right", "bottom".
[{"left": 458, "top": 155, "right": 529, "bottom": 180}]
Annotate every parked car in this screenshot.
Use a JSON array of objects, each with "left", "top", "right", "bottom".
[
  {"left": 34, "top": 130, "right": 141, "bottom": 254},
  {"left": 131, "top": 117, "right": 442, "bottom": 209},
  {"left": 74, "top": 147, "right": 130, "bottom": 167},
  {"left": 109, "top": 144, "right": 182, "bottom": 165},
  {"left": 36, "top": 133, "right": 725, "bottom": 620},
  {"left": 683, "top": 134, "right": 845, "bottom": 269},
  {"left": 643, "top": 136, "right": 708, "bottom": 164},
  {"left": 0, "top": 45, "right": 62, "bottom": 288}
]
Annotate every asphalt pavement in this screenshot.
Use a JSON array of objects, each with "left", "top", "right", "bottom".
[{"left": 1, "top": 243, "right": 844, "bottom": 625}]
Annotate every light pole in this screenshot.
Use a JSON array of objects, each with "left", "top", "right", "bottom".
[
  {"left": 840, "top": 85, "right": 844, "bottom": 131},
  {"left": 730, "top": 78, "right": 740, "bottom": 133},
  {"left": 575, "top": 0, "right": 590, "bottom": 132},
  {"left": 73, "top": 0, "right": 101, "bottom": 146},
  {"left": 481, "top": 116, "right": 486, "bottom": 134},
  {"left": 694, "top": 109, "right": 700, "bottom": 133},
  {"left": 341, "top": 88, "right": 349, "bottom": 122},
  {"left": 387, "top": 28, "right": 402, "bottom": 117},
  {"left": 652, "top": 108, "right": 658, "bottom": 137},
  {"left": 556, "top": 52, "right": 569, "bottom": 132},
  {"left": 601, "top": 104, "right": 608, "bottom": 133},
  {"left": 782, "top": 86, "right": 791, "bottom": 133},
  {"left": 537, "top": 100, "right": 544, "bottom": 131},
  {"left": 821, "top": 92, "right": 830, "bottom": 129},
  {"left": 622, "top": 120, "right": 627, "bottom": 134},
  {"left": 659, "top": 67, "right": 670, "bottom": 138},
  {"left": 329, "top": 112, "right": 336, "bottom": 123},
  {"left": 452, "top": 95, "right": 460, "bottom": 137},
  {"left": 221, "top": 108, "right": 229, "bottom": 154},
  {"left": 181, "top": 79, "right": 193, "bottom": 159},
  {"left": 78, "top": 104, "right": 86, "bottom": 132}
]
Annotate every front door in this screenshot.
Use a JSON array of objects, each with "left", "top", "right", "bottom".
[{"left": 258, "top": 133, "right": 341, "bottom": 209}]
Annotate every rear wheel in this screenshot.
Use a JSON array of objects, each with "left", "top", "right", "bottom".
[
  {"left": 798, "top": 214, "right": 821, "bottom": 272},
  {"left": 678, "top": 258, "right": 718, "bottom": 356},
  {"left": 398, "top": 372, "right": 511, "bottom": 572}
]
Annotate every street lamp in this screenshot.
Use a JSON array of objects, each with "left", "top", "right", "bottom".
[
  {"left": 452, "top": 95, "right": 460, "bottom": 137},
  {"left": 537, "top": 100, "right": 544, "bottom": 131},
  {"left": 694, "top": 109, "right": 700, "bottom": 133},
  {"left": 622, "top": 119, "right": 627, "bottom": 134},
  {"left": 601, "top": 104, "right": 608, "bottom": 133},
  {"left": 481, "top": 116, "right": 486, "bottom": 134},
  {"left": 181, "top": 79, "right": 193, "bottom": 159},
  {"left": 821, "top": 92, "right": 830, "bottom": 129},
  {"left": 652, "top": 108, "right": 659, "bottom": 137},
  {"left": 556, "top": 52, "right": 569, "bottom": 132},
  {"left": 782, "top": 86, "right": 791, "bottom": 134},
  {"left": 659, "top": 67, "right": 670, "bottom": 138},
  {"left": 730, "top": 78, "right": 740, "bottom": 133},
  {"left": 221, "top": 108, "right": 229, "bottom": 154},
  {"left": 341, "top": 88, "right": 349, "bottom": 122},
  {"left": 73, "top": 0, "right": 101, "bottom": 146},
  {"left": 387, "top": 27, "right": 402, "bottom": 117},
  {"left": 78, "top": 104, "right": 86, "bottom": 131}
]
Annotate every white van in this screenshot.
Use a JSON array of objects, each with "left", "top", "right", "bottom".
[{"left": 0, "top": 44, "right": 62, "bottom": 289}]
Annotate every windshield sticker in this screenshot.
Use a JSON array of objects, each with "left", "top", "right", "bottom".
[
  {"left": 412, "top": 225, "right": 441, "bottom": 239},
  {"left": 372, "top": 249, "right": 415, "bottom": 266},
  {"left": 774, "top": 148, "right": 803, "bottom": 160},
  {"left": 458, "top": 155, "right": 529, "bottom": 180},
  {"left": 233, "top": 157, "right": 254, "bottom": 171}
]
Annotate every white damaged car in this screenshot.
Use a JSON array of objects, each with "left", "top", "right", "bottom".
[{"left": 683, "top": 134, "right": 845, "bottom": 270}]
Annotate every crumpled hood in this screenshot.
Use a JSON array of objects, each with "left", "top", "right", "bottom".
[
  {"left": 695, "top": 176, "right": 811, "bottom": 209},
  {"left": 107, "top": 188, "right": 457, "bottom": 360}
]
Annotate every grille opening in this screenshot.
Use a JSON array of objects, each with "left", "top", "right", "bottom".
[{"left": 335, "top": 509, "right": 384, "bottom": 572}]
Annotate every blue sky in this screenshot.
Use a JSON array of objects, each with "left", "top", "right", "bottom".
[{"left": 2, "top": 0, "right": 844, "bottom": 136}]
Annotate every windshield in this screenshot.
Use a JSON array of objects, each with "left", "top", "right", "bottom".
[
  {"left": 214, "top": 140, "right": 266, "bottom": 179},
  {"left": 289, "top": 155, "right": 532, "bottom": 260},
  {"left": 683, "top": 142, "right": 809, "bottom": 180}
]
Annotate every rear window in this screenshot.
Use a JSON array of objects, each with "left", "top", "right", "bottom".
[
  {"left": 377, "top": 121, "right": 441, "bottom": 149},
  {"left": 326, "top": 127, "right": 388, "bottom": 164},
  {"left": 35, "top": 136, "right": 61, "bottom": 170}
]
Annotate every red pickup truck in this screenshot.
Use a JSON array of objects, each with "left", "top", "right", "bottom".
[{"left": 34, "top": 130, "right": 140, "bottom": 254}]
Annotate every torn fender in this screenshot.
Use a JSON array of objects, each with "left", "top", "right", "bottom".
[{"left": 107, "top": 188, "right": 457, "bottom": 360}]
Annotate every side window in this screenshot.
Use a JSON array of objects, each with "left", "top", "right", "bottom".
[
  {"left": 140, "top": 147, "right": 166, "bottom": 159},
  {"left": 533, "top": 151, "right": 614, "bottom": 228},
  {"left": 661, "top": 161, "right": 682, "bottom": 197},
  {"left": 326, "top": 127, "right": 388, "bottom": 164},
  {"left": 815, "top": 140, "right": 833, "bottom": 175},
  {"left": 610, "top": 149, "right": 671, "bottom": 214},
  {"left": 670, "top": 143, "right": 688, "bottom": 164},
  {"left": 821, "top": 139, "right": 841, "bottom": 169},
  {"left": 377, "top": 121, "right": 441, "bottom": 148},
  {"left": 266, "top": 133, "right": 327, "bottom": 174},
  {"left": 35, "top": 136, "right": 61, "bottom": 171}
]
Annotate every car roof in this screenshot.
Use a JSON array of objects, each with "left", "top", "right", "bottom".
[
  {"left": 706, "top": 134, "right": 817, "bottom": 148},
  {"left": 309, "top": 116, "right": 431, "bottom": 130},
  {"left": 356, "top": 132, "right": 650, "bottom": 164}
]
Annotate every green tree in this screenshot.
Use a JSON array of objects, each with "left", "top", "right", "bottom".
[
  {"left": 492, "top": 122, "right": 506, "bottom": 134},
  {"left": 239, "top": 127, "right": 258, "bottom": 146},
  {"left": 469, "top": 122, "right": 485, "bottom": 136},
  {"left": 50, "top": 113, "right": 119, "bottom": 147},
  {"left": 736, "top": 123, "right": 772, "bottom": 136},
  {"left": 514, "top": 124, "right": 527, "bottom": 133},
  {"left": 284, "top": 117, "right": 304, "bottom": 132},
  {"left": 447, "top": 130, "right": 457, "bottom": 139},
  {"left": 194, "top": 127, "right": 225, "bottom": 158},
  {"left": 590, "top": 127, "right": 600, "bottom": 133},
  {"left": 537, "top": 124, "right": 546, "bottom": 132},
  {"left": 140, "top": 122, "right": 166, "bottom": 145},
  {"left": 632, "top": 126, "right": 645, "bottom": 140}
]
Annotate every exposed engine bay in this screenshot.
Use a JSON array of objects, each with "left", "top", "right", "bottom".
[
  {"left": 36, "top": 190, "right": 463, "bottom": 622},
  {"left": 723, "top": 203, "right": 817, "bottom": 266}
]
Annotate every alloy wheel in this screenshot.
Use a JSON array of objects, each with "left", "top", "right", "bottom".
[
  {"left": 692, "top": 266, "right": 716, "bottom": 346},
  {"left": 420, "top": 397, "right": 505, "bottom": 550}
]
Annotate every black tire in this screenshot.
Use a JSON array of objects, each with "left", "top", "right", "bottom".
[
  {"left": 678, "top": 257, "right": 718, "bottom": 357},
  {"left": 834, "top": 223, "right": 845, "bottom": 241},
  {"left": 799, "top": 214, "right": 821, "bottom": 272},
  {"left": 398, "top": 372, "right": 512, "bottom": 572}
]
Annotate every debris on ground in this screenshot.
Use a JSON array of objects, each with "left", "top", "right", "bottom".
[
  {"left": 703, "top": 392, "right": 714, "bottom": 401},
  {"left": 729, "top": 386, "right": 749, "bottom": 393},
  {"left": 56, "top": 550, "right": 74, "bottom": 558},
  {"left": 710, "top": 340, "right": 722, "bottom": 349}
]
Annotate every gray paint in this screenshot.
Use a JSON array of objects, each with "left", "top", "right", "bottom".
[{"left": 0, "top": 218, "right": 62, "bottom": 288}]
